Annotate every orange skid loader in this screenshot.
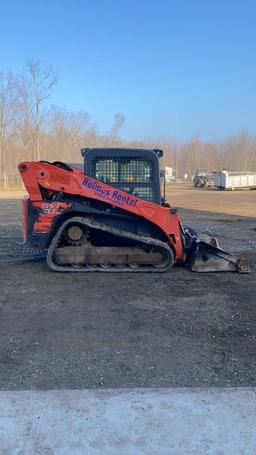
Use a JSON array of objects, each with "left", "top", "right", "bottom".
[{"left": 18, "top": 148, "right": 249, "bottom": 273}]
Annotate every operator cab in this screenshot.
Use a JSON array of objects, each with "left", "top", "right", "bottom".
[{"left": 81, "top": 147, "right": 163, "bottom": 204}]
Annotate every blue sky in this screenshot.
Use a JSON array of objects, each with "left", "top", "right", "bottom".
[{"left": 1, "top": 0, "right": 255, "bottom": 140}]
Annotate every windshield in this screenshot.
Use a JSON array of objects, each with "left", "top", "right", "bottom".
[{"left": 93, "top": 157, "right": 153, "bottom": 184}]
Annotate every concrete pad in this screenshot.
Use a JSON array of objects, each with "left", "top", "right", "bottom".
[{"left": 0, "top": 388, "right": 255, "bottom": 454}]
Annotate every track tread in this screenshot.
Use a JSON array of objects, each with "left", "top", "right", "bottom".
[{"left": 47, "top": 217, "right": 174, "bottom": 273}]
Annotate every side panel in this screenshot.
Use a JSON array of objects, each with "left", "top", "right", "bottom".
[{"left": 25, "top": 200, "right": 72, "bottom": 249}]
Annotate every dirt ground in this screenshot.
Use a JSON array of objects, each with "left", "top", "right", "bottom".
[{"left": 0, "top": 184, "right": 255, "bottom": 390}]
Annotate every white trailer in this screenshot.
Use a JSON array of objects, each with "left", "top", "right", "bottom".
[
  {"left": 164, "top": 167, "right": 176, "bottom": 182},
  {"left": 213, "top": 170, "right": 256, "bottom": 190}
]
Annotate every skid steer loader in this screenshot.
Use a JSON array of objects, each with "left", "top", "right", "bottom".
[{"left": 18, "top": 147, "right": 249, "bottom": 273}]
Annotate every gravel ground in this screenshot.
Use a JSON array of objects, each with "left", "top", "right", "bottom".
[{"left": 0, "top": 186, "right": 255, "bottom": 390}]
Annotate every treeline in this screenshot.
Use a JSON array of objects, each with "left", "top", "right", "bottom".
[{"left": 0, "top": 59, "right": 256, "bottom": 188}]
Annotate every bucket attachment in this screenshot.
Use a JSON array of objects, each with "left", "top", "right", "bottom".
[{"left": 183, "top": 227, "right": 250, "bottom": 273}]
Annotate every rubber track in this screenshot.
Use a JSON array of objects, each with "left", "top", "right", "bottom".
[{"left": 47, "top": 216, "right": 174, "bottom": 273}]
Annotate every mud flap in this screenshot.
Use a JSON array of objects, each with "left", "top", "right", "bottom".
[{"left": 186, "top": 239, "right": 250, "bottom": 273}]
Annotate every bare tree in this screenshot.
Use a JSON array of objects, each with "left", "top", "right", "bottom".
[
  {"left": 109, "top": 113, "right": 126, "bottom": 137},
  {"left": 25, "top": 58, "right": 58, "bottom": 160},
  {"left": 45, "top": 107, "right": 91, "bottom": 161},
  {"left": 0, "top": 71, "right": 19, "bottom": 187},
  {"left": 17, "top": 75, "right": 34, "bottom": 158}
]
